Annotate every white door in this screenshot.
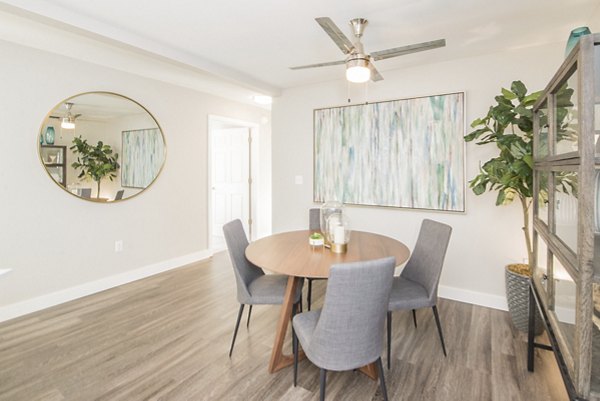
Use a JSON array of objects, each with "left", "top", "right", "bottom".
[{"left": 210, "top": 127, "right": 251, "bottom": 248}]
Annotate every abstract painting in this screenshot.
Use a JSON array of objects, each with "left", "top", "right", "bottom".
[
  {"left": 314, "top": 92, "right": 465, "bottom": 212},
  {"left": 122, "top": 128, "right": 164, "bottom": 188}
]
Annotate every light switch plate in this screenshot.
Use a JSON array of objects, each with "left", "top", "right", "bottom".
[{"left": 295, "top": 175, "right": 303, "bottom": 185}]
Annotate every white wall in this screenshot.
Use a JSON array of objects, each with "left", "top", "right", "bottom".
[
  {"left": 0, "top": 39, "right": 271, "bottom": 319},
  {"left": 272, "top": 42, "right": 568, "bottom": 309}
]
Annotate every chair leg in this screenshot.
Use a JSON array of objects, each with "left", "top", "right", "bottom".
[
  {"left": 229, "top": 304, "right": 245, "bottom": 357},
  {"left": 387, "top": 311, "right": 392, "bottom": 370},
  {"left": 376, "top": 357, "right": 389, "bottom": 401},
  {"left": 432, "top": 305, "right": 447, "bottom": 357},
  {"left": 293, "top": 328, "right": 299, "bottom": 387},
  {"left": 319, "top": 368, "right": 327, "bottom": 401},
  {"left": 307, "top": 278, "right": 313, "bottom": 311},
  {"left": 412, "top": 309, "right": 417, "bottom": 328},
  {"left": 246, "top": 305, "right": 253, "bottom": 328}
]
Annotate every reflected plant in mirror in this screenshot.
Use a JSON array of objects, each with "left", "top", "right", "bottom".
[
  {"left": 38, "top": 92, "right": 166, "bottom": 202},
  {"left": 70, "top": 136, "right": 120, "bottom": 199}
]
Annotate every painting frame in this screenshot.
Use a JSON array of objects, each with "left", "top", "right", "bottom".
[
  {"left": 121, "top": 127, "right": 165, "bottom": 189},
  {"left": 313, "top": 92, "right": 466, "bottom": 212}
]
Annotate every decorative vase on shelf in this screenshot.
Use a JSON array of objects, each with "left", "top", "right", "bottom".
[
  {"left": 565, "top": 26, "right": 591, "bottom": 58},
  {"left": 44, "top": 126, "right": 55, "bottom": 145}
]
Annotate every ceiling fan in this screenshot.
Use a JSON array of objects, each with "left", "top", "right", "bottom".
[
  {"left": 61, "top": 102, "right": 81, "bottom": 129},
  {"left": 290, "top": 17, "right": 446, "bottom": 83}
]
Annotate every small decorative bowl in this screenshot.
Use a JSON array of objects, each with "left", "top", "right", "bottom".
[{"left": 309, "top": 234, "right": 324, "bottom": 247}]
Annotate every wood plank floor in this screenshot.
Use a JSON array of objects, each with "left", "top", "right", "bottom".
[{"left": 0, "top": 252, "right": 568, "bottom": 401}]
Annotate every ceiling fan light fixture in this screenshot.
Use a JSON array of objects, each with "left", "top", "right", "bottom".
[
  {"left": 61, "top": 102, "right": 76, "bottom": 129},
  {"left": 61, "top": 116, "right": 75, "bottom": 129},
  {"left": 346, "top": 58, "right": 371, "bottom": 83}
]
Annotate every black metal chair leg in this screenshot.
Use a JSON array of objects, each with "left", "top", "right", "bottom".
[
  {"left": 319, "top": 368, "right": 327, "bottom": 401},
  {"left": 293, "top": 329, "right": 299, "bottom": 387},
  {"left": 527, "top": 285, "right": 536, "bottom": 372},
  {"left": 377, "top": 357, "right": 389, "bottom": 401},
  {"left": 229, "top": 304, "right": 245, "bottom": 357},
  {"left": 246, "top": 305, "right": 253, "bottom": 328},
  {"left": 412, "top": 309, "right": 417, "bottom": 328},
  {"left": 387, "top": 311, "right": 392, "bottom": 369},
  {"left": 292, "top": 301, "right": 300, "bottom": 322},
  {"left": 432, "top": 305, "right": 447, "bottom": 357},
  {"left": 308, "top": 278, "right": 313, "bottom": 311}
]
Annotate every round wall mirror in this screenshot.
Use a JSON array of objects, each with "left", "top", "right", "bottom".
[{"left": 38, "top": 92, "right": 166, "bottom": 202}]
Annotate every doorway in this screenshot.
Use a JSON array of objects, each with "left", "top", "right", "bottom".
[{"left": 208, "top": 116, "right": 258, "bottom": 250}]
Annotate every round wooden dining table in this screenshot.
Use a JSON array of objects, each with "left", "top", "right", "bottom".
[{"left": 245, "top": 229, "right": 410, "bottom": 379}]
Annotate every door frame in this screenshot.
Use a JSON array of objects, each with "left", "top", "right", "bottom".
[{"left": 208, "top": 115, "right": 260, "bottom": 250}]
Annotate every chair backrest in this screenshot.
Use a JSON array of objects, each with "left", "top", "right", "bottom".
[
  {"left": 223, "top": 219, "right": 265, "bottom": 304},
  {"left": 80, "top": 188, "right": 92, "bottom": 198},
  {"left": 115, "top": 189, "right": 125, "bottom": 200},
  {"left": 307, "top": 256, "right": 395, "bottom": 371},
  {"left": 400, "top": 219, "right": 452, "bottom": 304},
  {"left": 309, "top": 208, "right": 320, "bottom": 231}
]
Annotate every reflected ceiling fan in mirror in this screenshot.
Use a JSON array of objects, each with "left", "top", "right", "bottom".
[
  {"left": 290, "top": 17, "right": 446, "bottom": 83},
  {"left": 61, "top": 102, "right": 81, "bottom": 129}
]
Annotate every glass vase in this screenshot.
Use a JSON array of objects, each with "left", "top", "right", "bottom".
[
  {"left": 320, "top": 201, "right": 344, "bottom": 236},
  {"left": 44, "top": 126, "right": 55, "bottom": 145},
  {"left": 326, "top": 212, "right": 351, "bottom": 253},
  {"left": 565, "top": 26, "right": 591, "bottom": 58}
]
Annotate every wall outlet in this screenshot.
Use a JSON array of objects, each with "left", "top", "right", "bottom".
[
  {"left": 295, "top": 175, "right": 303, "bottom": 185},
  {"left": 115, "top": 240, "right": 123, "bottom": 252}
]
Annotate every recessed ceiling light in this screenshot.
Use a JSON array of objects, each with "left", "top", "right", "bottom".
[{"left": 253, "top": 95, "right": 272, "bottom": 105}]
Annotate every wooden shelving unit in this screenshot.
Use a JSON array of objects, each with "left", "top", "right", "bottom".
[
  {"left": 530, "top": 33, "right": 600, "bottom": 401},
  {"left": 40, "top": 145, "right": 67, "bottom": 187}
]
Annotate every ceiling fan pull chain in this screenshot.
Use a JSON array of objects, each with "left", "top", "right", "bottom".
[{"left": 347, "top": 80, "right": 351, "bottom": 103}]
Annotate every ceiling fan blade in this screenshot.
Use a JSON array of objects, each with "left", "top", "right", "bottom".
[
  {"left": 371, "top": 39, "right": 446, "bottom": 61},
  {"left": 289, "top": 60, "right": 346, "bottom": 70},
  {"left": 315, "top": 17, "right": 355, "bottom": 55},
  {"left": 369, "top": 63, "right": 384, "bottom": 82}
]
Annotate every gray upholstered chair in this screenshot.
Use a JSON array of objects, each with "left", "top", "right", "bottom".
[
  {"left": 309, "top": 207, "right": 320, "bottom": 232},
  {"left": 306, "top": 208, "right": 321, "bottom": 310},
  {"left": 387, "top": 219, "right": 452, "bottom": 369},
  {"left": 292, "top": 257, "right": 395, "bottom": 401},
  {"left": 223, "top": 219, "right": 303, "bottom": 357}
]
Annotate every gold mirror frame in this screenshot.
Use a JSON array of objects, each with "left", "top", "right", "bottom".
[{"left": 36, "top": 91, "right": 167, "bottom": 203}]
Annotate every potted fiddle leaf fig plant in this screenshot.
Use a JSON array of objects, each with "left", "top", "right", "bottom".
[
  {"left": 465, "top": 81, "right": 577, "bottom": 333},
  {"left": 70, "top": 136, "right": 120, "bottom": 199}
]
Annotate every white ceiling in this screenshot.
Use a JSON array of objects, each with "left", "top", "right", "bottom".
[
  {"left": 1, "top": 0, "right": 599, "bottom": 96},
  {"left": 48, "top": 93, "right": 148, "bottom": 121}
]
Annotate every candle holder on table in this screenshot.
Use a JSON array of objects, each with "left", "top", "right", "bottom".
[{"left": 326, "top": 212, "right": 351, "bottom": 253}]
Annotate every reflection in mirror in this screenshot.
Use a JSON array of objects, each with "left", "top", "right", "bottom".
[{"left": 39, "top": 92, "right": 165, "bottom": 202}]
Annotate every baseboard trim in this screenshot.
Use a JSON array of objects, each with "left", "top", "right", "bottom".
[
  {"left": 0, "top": 250, "right": 213, "bottom": 323},
  {"left": 1, "top": 260, "right": 508, "bottom": 324},
  {"left": 439, "top": 285, "right": 508, "bottom": 311}
]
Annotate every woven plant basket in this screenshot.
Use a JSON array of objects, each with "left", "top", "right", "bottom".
[{"left": 505, "top": 265, "right": 543, "bottom": 335}]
